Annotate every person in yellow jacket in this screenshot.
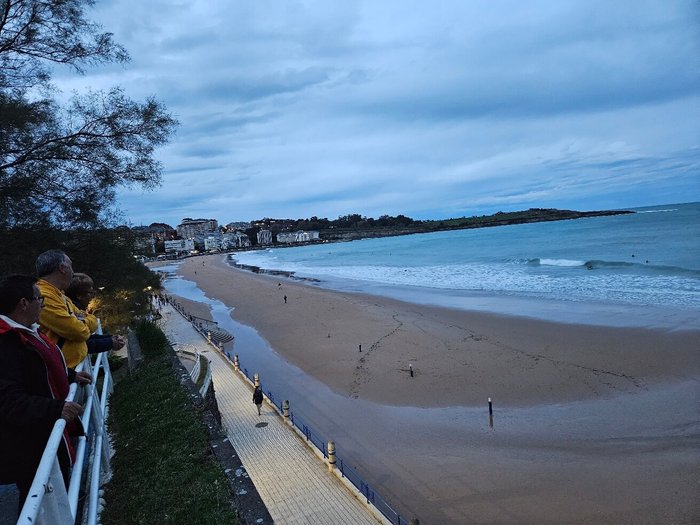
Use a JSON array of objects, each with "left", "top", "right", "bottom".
[{"left": 35, "top": 250, "right": 92, "bottom": 368}]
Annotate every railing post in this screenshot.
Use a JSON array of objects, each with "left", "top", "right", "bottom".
[
  {"left": 327, "top": 441, "right": 336, "bottom": 472},
  {"left": 282, "top": 400, "right": 289, "bottom": 419}
]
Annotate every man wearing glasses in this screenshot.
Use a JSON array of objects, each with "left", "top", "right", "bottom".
[
  {"left": 0, "top": 274, "right": 91, "bottom": 513},
  {"left": 35, "top": 249, "right": 94, "bottom": 368}
]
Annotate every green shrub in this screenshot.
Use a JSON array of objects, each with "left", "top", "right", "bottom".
[
  {"left": 102, "top": 324, "right": 239, "bottom": 524},
  {"left": 132, "top": 319, "right": 169, "bottom": 358}
]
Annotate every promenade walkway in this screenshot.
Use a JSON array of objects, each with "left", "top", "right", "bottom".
[{"left": 159, "top": 303, "right": 385, "bottom": 525}]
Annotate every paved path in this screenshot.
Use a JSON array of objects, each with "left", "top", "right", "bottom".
[{"left": 160, "top": 303, "right": 385, "bottom": 525}]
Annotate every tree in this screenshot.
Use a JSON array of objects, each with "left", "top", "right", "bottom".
[
  {"left": 1, "top": 226, "right": 161, "bottom": 331},
  {"left": 0, "top": 0, "right": 177, "bottom": 228}
]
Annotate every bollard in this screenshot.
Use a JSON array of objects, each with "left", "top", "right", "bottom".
[
  {"left": 254, "top": 373, "right": 260, "bottom": 387},
  {"left": 283, "top": 400, "right": 289, "bottom": 419},
  {"left": 488, "top": 397, "right": 493, "bottom": 416},
  {"left": 359, "top": 344, "right": 362, "bottom": 352},
  {"left": 327, "top": 441, "right": 336, "bottom": 472},
  {"left": 233, "top": 354, "right": 239, "bottom": 370},
  {"left": 409, "top": 363, "right": 414, "bottom": 377}
]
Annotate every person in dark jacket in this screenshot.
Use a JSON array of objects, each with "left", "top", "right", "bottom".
[
  {"left": 0, "top": 275, "right": 92, "bottom": 513},
  {"left": 253, "top": 385, "right": 264, "bottom": 415}
]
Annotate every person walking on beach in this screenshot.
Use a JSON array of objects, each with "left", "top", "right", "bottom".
[
  {"left": 283, "top": 295, "right": 287, "bottom": 304},
  {"left": 253, "top": 385, "right": 263, "bottom": 415}
]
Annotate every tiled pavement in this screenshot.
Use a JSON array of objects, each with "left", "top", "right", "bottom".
[{"left": 159, "top": 303, "right": 386, "bottom": 525}]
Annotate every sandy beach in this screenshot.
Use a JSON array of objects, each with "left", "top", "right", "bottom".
[{"left": 156, "top": 254, "right": 700, "bottom": 523}]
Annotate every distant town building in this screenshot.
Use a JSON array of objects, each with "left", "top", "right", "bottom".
[
  {"left": 276, "top": 230, "right": 320, "bottom": 244},
  {"left": 225, "top": 231, "right": 251, "bottom": 249},
  {"left": 257, "top": 229, "right": 273, "bottom": 245},
  {"left": 164, "top": 239, "right": 195, "bottom": 254},
  {"left": 204, "top": 235, "right": 222, "bottom": 252},
  {"left": 203, "top": 231, "right": 251, "bottom": 251},
  {"left": 177, "top": 218, "right": 218, "bottom": 239}
]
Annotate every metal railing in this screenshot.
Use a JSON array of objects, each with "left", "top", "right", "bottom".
[
  {"left": 238, "top": 364, "right": 409, "bottom": 525},
  {"left": 176, "top": 348, "right": 213, "bottom": 398},
  {"left": 17, "top": 328, "right": 114, "bottom": 525}
]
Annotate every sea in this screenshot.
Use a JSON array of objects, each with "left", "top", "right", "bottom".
[{"left": 231, "top": 202, "right": 700, "bottom": 330}]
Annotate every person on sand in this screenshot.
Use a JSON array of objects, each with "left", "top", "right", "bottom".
[{"left": 253, "top": 385, "right": 263, "bottom": 415}]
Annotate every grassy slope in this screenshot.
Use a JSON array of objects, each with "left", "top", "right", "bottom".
[{"left": 101, "top": 321, "right": 240, "bottom": 524}]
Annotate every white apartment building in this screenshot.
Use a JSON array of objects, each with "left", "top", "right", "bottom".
[
  {"left": 164, "top": 239, "right": 195, "bottom": 254},
  {"left": 257, "top": 229, "right": 272, "bottom": 245},
  {"left": 205, "top": 232, "right": 251, "bottom": 251},
  {"left": 177, "top": 218, "right": 218, "bottom": 239},
  {"left": 276, "top": 230, "right": 320, "bottom": 244},
  {"left": 204, "top": 236, "right": 222, "bottom": 251},
  {"left": 225, "top": 231, "right": 251, "bottom": 248}
]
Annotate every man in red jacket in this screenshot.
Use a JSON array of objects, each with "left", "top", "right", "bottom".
[{"left": 0, "top": 274, "right": 91, "bottom": 513}]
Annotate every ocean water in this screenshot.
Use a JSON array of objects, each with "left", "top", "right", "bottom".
[{"left": 231, "top": 202, "right": 700, "bottom": 328}]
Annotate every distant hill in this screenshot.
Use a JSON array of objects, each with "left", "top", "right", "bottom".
[{"left": 258, "top": 208, "right": 633, "bottom": 243}]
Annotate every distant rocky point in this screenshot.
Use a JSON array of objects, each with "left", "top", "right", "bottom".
[{"left": 314, "top": 208, "right": 633, "bottom": 242}]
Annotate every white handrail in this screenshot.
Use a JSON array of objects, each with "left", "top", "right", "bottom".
[
  {"left": 199, "top": 364, "right": 213, "bottom": 398},
  {"left": 17, "top": 326, "right": 114, "bottom": 525},
  {"left": 190, "top": 352, "right": 202, "bottom": 383},
  {"left": 175, "top": 348, "right": 213, "bottom": 397}
]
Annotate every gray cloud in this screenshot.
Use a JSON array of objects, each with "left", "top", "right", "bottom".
[{"left": 68, "top": 0, "right": 700, "bottom": 226}]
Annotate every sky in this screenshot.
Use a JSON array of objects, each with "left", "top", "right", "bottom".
[{"left": 56, "top": 0, "right": 699, "bottom": 227}]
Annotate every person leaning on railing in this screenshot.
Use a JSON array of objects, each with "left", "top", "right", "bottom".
[
  {"left": 35, "top": 249, "right": 123, "bottom": 368},
  {"left": 35, "top": 249, "right": 92, "bottom": 368},
  {"left": 0, "top": 274, "right": 92, "bottom": 515},
  {"left": 66, "top": 272, "right": 125, "bottom": 355}
]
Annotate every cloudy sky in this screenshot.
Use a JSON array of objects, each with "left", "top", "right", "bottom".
[{"left": 58, "top": 0, "right": 699, "bottom": 227}]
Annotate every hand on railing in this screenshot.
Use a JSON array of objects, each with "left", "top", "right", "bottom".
[
  {"left": 61, "top": 401, "right": 84, "bottom": 422},
  {"left": 111, "top": 335, "right": 126, "bottom": 350},
  {"left": 75, "top": 371, "right": 93, "bottom": 385}
]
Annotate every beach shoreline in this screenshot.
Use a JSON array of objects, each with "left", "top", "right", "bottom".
[
  {"left": 151, "top": 254, "right": 700, "bottom": 523},
  {"left": 156, "top": 254, "right": 699, "bottom": 409}
]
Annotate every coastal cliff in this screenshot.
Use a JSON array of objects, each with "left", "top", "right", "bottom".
[{"left": 315, "top": 208, "right": 633, "bottom": 242}]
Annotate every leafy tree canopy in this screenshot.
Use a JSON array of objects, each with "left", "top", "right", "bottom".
[{"left": 0, "top": 0, "right": 177, "bottom": 229}]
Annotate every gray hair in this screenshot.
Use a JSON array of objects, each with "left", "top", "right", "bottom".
[{"left": 35, "top": 249, "right": 68, "bottom": 277}]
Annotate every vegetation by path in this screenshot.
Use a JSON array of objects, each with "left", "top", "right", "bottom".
[{"left": 101, "top": 320, "right": 240, "bottom": 525}]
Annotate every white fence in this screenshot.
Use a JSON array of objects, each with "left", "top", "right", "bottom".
[{"left": 16, "top": 342, "right": 114, "bottom": 524}]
